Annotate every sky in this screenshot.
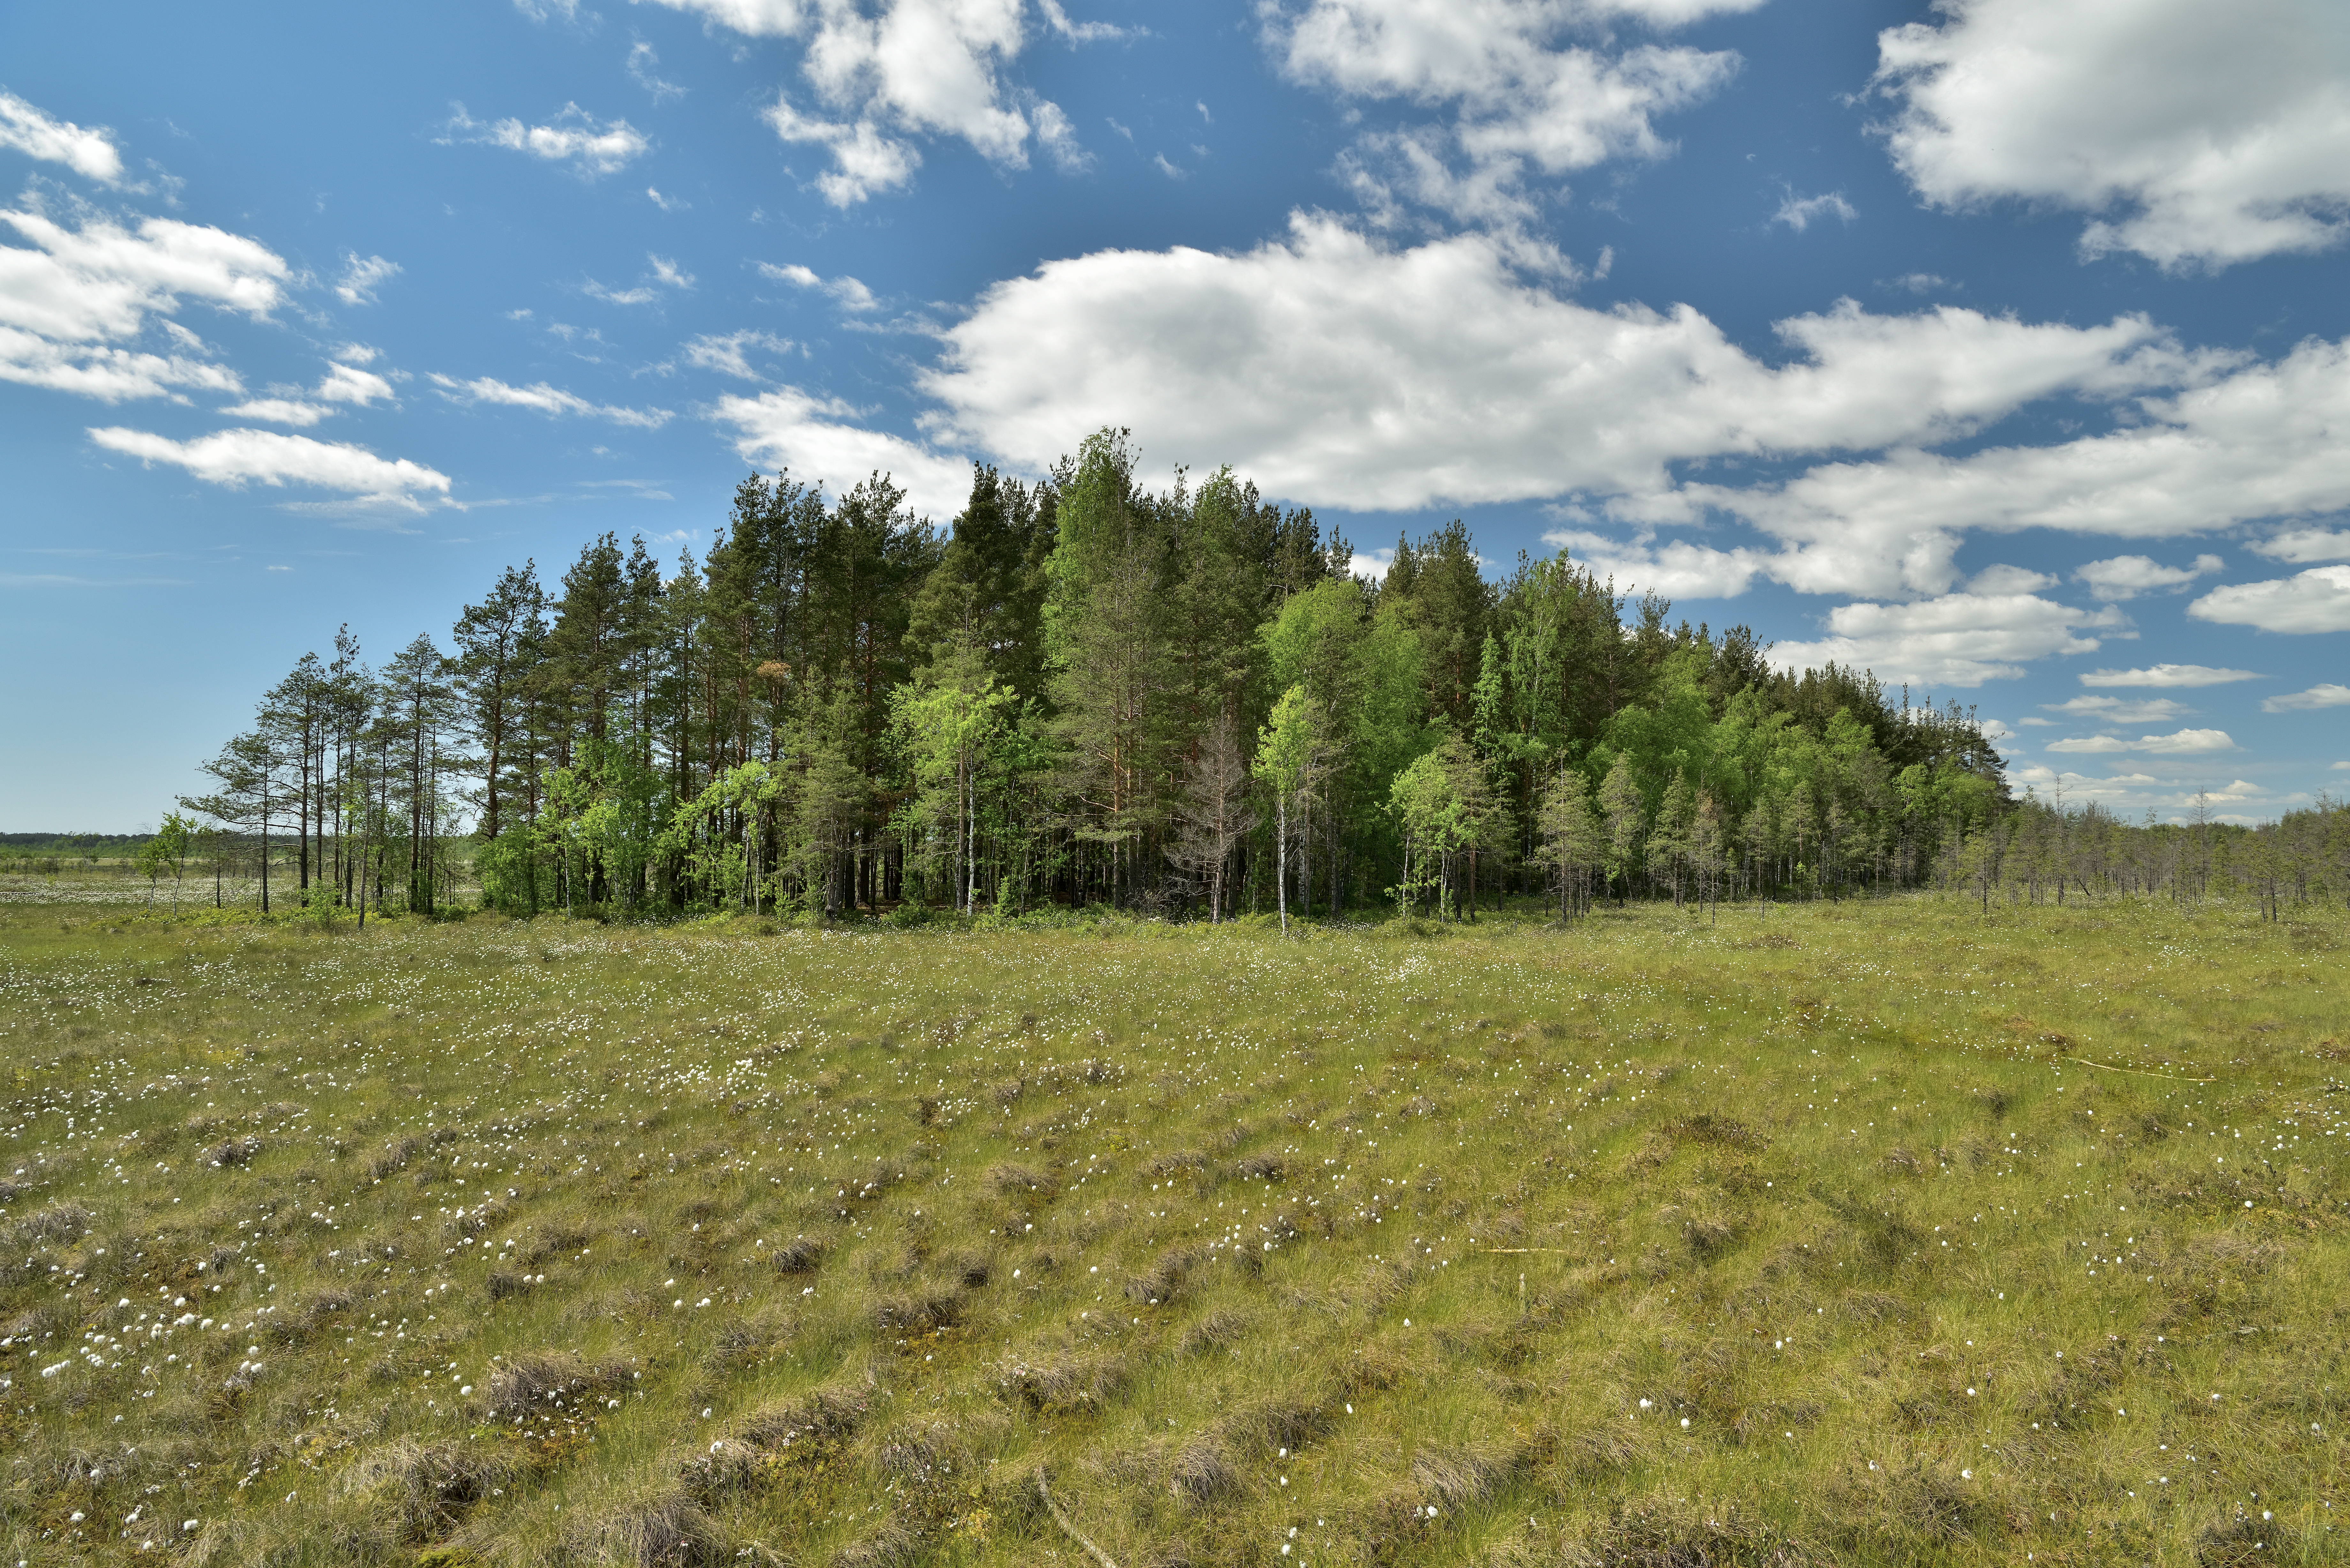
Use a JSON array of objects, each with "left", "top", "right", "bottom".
[{"left": 3, "top": 0, "right": 2347, "bottom": 831}]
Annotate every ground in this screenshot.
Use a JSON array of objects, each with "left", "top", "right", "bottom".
[{"left": 0, "top": 896, "right": 2343, "bottom": 1566}]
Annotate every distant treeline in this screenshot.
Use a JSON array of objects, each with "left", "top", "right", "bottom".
[
  {"left": 0, "top": 834, "right": 145, "bottom": 851},
  {"left": 171, "top": 428, "right": 2333, "bottom": 924}
]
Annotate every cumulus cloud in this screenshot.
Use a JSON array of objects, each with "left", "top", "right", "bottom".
[
  {"left": 2079, "top": 664, "right": 2262, "bottom": 688},
  {"left": 317, "top": 361, "right": 394, "bottom": 405},
  {"left": 430, "top": 373, "right": 672, "bottom": 428},
  {"left": 1539, "top": 525, "right": 1765, "bottom": 598},
  {"left": 648, "top": 0, "right": 1088, "bottom": 205},
  {"left": 1266, "top": 0, "right": 1752, "bottom": 227},
  {"left": 2251, "top": 525, "right": 2350, "bottom": 563},
  {"left": 1675, "top": 334, "right": 2350, "bottom": 595},
  {"left": 1873, "top": 0, "right": 2350, "bottom": 268},
  {"left": 711, "top": 384, "right": 974, "bottom": 521},
  {"left": 87, "top": 425, "right": 450, "bottom": 506},
  {"left": 0, "top": 90, "right": 125, "bottom": 184},
  {"left": 2074, "top": 552, "right": 2221, "bottom": 599},
  {"left": 1772, "top": 190, "right": 1856, "bottom": 231},
  {"left": 0, "top": 200, "right": 287, "bottom": 402},
  {"left": 918, "top": 213, "right": 2209, "bottom": 541},
  {"left": 446, "top": 103, "right": 650, "bottom": 177},
  {"left": 335, "top": 253, "right": 400, "bottom": 305},
  {"left": 2042, "top": 694, "right": 2195, "bottom": 725},
  {"left": 2045, "top": 727, "right": 2238, "bottom": 755},
  {"left": 1765, "top": 590, "right": 2126, "bottom": 686},
  {"left": 2188, "top": 565, "right": 2350, "bottom": 633},
  {"left": 2263, "top": 683, "right": 2350, "bottom": 713}
]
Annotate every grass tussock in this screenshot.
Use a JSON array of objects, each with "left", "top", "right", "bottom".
[{"left": 0, "top": 894, "right": 2345, "bottom": 1565}]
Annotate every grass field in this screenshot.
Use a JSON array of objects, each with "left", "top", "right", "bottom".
[{"left": 1, "top": 897, "right": 2344, "bottom": 1567}]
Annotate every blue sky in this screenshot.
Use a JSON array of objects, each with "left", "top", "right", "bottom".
[{"left": 4, "top": 0, "right": 2347, "bottom": 830}]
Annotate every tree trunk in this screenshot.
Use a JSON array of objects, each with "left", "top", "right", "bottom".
[{"left": 1275, "top": 796, "right": 1288, "bottom": 934}]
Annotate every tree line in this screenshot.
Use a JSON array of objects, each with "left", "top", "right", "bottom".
[{"left": 169, "top": 427, "right": 2339, "bottom": 924}]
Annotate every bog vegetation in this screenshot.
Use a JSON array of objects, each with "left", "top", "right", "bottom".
[{"left": 1, "top": 895, "right": 2344, "bottom": 1566}]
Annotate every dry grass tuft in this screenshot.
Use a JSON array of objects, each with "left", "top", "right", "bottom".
[
  {"left": 343, "top": 1437, "right": 517, "bottom": 1541},
  {"left": 8, "top": 1200, "right": 90, "bottom": 1246},
  {"left": 771, "top": 1234, "right": 826, "bottom": 1274},
  {"left": 1125, "top": 1244, "right": 1210, "bottom": 1304},
  {"left": 995, "top": 1350, "right": 1124, "bottom": 1412},
  {"left": 985, "top": 1161, "right": 1056, "bottom": 1197},
  {"left": 485, "top": 1351, "right": 632, "bottom": 1421},
  {"left": 1167, "top": 1436, "right": 1240, "bottom": 1505},
  {"left": 562, "top": 1487, "right": 729, "bottom": 1567}
]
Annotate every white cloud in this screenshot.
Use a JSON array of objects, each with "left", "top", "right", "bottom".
[
  {"left": 650, "top": 0, "right": 1076, "bottom": 205},
  {"left": 0, "top": 90, "right": 125, "bottom": 184},
  {"left": 2042, "top": 694, "right": 2194, "bottom": 724},
  {"left": 1029, "top": 99, "right": 1089, "bottom": 172},
  {"left": 757, "top": 259, "right": 878, "bottom": 312},
  {"left": 1677, "top": 334, "right": 2350, "bottom": 595},
  {"left": 0, "top": 200, "right": 286, "bottom": 402},
  {"left": 430, "top": 373, "right": 673, "bottom": 428},
  {"left": 87, "top": 425, "right": 451, "bottom": 506},
  {"left": 1266, "top": 0, "right": 1748, "bottom": 227},
  {"left": 765, "top": 98, "right": 925, "bottom": 205},
  {"left": 0, "top": 203, "right": 288, "bottom": 342},
  {"left": 2188, "top": 565, "right": 2350, "bottom": 633},
  {"left": 711, "top": 384, "right": 973, "bottom": 521},
  {"left": 647, "top": 187, "right": 689, "bottom": 211},
  {"left": 1968, "top": 563, "right": 2053, "bottom": 594},
  {"left": 335, "top": 253, "right": 400, "bottom": 305},
  {"left": 2045, "top": 727, "right": 2237, "bottom": 756},
  {"left": 1772, "top": 190, "right": 1855, "bottom": 232},
  {"left": 583, "top": 253, "right": 695, "bottom": 307},
  {"left": 445, "top": 103, "right": 650, "bottom": 177},
  {"left": 513, "top": 0, "right": 580, "bottom": 19},
  {"left": 2009, "top": 764, "right": 2285, "bottom": 816},
  {"left": 1540, "top": 525, "right": 1765, "bottom": 598},
  {"left": 222, "top": 397, "right": 331, "bottom": 426},
  {"left": 919, "top": 213, "right": 2205, "bottom": 533},
  {"left": 1873, "top": 0, "right": 2350, "bottom": 268},
  {"left": 2074, "top": 552, "right": 2221, "bottom": 600},
  {"left": 1037, "top": 0, "right": 1126, "bottom": 41},
  {"left": 1153, "top": 153, "right": 1188, "bottom": 181},
  {"left": 2079, "top": 664, "right": 2262, "bottom": 688},
  {"left": 627, "top": 42, "right": 687, "bottom": 102},
  {"left": 317, "top": 361, "right": 394, "bottom": 405},
  {"left": 220, "top": 359, "right": 394, "bottom": 425},
  {"left": 1766, "top": 590, "right": 2125, "bottom": 686},
  {"left": 2251, "top": 525, "right": 2350, "bottom": 563},
  {"left": 2263, "top": 683, "right": 2350, "bottom": 713},
  {"left": 683, "top": 329, "right": 792, "bottom": 380}
]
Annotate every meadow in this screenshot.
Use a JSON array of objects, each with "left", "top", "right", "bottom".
[{"left": 0, "top": 896, "right": 2343, "bottom": 1567}]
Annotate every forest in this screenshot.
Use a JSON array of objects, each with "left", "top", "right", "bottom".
[{"left": 172, "top": 429, "right": 2347, "bottom": 925}]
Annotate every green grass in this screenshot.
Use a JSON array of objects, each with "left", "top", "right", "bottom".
[{"left": 1, "top": 896, "right": 2344, "bottom": 1566}]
